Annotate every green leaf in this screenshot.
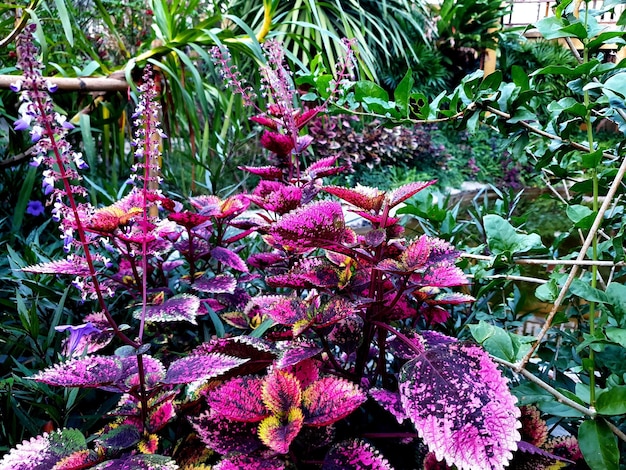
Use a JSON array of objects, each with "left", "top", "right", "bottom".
[
  {"left": 11, "top": 165, "right": 37, "bottom": 234},
  {"left": 511, "top": 65, "right": 529, "bottom": 90},
  {"left": 606, "top": 283, "right": 626, "bottom": 324},
  {"left": 354, "top": 81, "right": 389, "bottom": 102},
  {"left": 483, "top": 214, "right": 544, "bottom": 256},
  {"left": 581, "top": 149, "right": 604, "bottom": 169},
  {"left": 533, "top": 61, "right": 595, "bottom": 76},
  {"left": 535, "top": 277, "right": 559, "bottom": 302},
  {"left": 578, "top": 419, "right": 619, "bottom": 470},
  {"left": 53, "top": 0, "right": 74, "bottom": 46},
  {"left": 394, "top": 70, "right": 414, "bottom": 117},
  {"left": 566, "top": 204, "right": 595, "bottom": 229},
  {"left": 596, "top": 386, "right": 626, "bottom": 415},
  {"left": 605, "top": 327, "right": 626, "bottom": 347},
  {"left": 570, "top": 279, "right": 608, "bottom": 304},
  {"left": 603, "top": 72, "right": 626, "bottom": 98}
]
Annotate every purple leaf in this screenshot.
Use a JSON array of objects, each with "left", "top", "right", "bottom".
[
  {"left": 163, "top": 353, "right": 247, "bottom": 384},
  {"left": 191, "top": 411, "right": 262, "bottom": 454},
  {"left": 302, "top": 377, "right": 366, "bottom": 426},
  {"left": 192, "top": 337, "right": 276, "bottom": 376},
  {"left": 53, "top": 450, "right": 101, "bottom": 469},
  {"left": 247, "top": 252, "right": 284, "bottom": 269},
  {"left": 516, "top": 440, "right": 575, "bottom": 465},
  {"left": 322, "top": 185, "right": 385, "bottom": 212},
  {"left": 258, "top": 409, "right": 304, "bottom": 454},
  {"left": 194, "top": 274, "right": 237, "bottom": 294},
  {"left": 0, "top": 429, "right": 87, "bottom": 470},
  {"left": 95, "top": 425, "right": 140, "bottom": 450},
  {"left": 31, "top": 356, "right": 122, "bottom": 388},
  {"left": 267, "top": 258, "right": 341, "bottom": 289},
  {"left": 107, "top": 355, "right": 165, "bottom": 392},
  {"left": 421, "top": 331, "right": 458, "bottom": 347},
  {"left": 322, "top": 439, "right": 393, "bottom": 470},
  {"left": 275, "top": 341, "right": 323, "bottom": 369},
  {"left": 22, "top": 258, "right": 90, "bottom": 276},
  {"left": 205, "top": 376, "right": 269, "bottom": 422},
  {"left": 267, "top": 201, "right": 353, "bottom": 252},
  {"left": 370, "top": 389, "right": 407, "bottom": 424},
  {"left": 387, "top": 180, "right": 436, "bottom": 207},
  {"left": 136, "top": 294, "right": 201, "bottom": 324},
  {"left": 398, "top": 343, "right": 521, "bottom": 470},
  {"left": 388, "top": 330, "right": 425, "bottom": 360},
  {"left": 261, "top": 296, "right": 306, "bottom": 326},
  {"left": 262, "top": 370, "right": 302, "bottom": 415},
  {"left": 328, "top": 316, "right": 364, "bottom": 353},
  {"left": 213, "top": 454, "right": 285, "bottom": 470},
  {"left": 211, "top": 246, "right": 249, "bottom": 272},
  {"left": 249, "top": 180, "right": 302, "bottom": 214},
  {"left": 239, "top": 165, "right": 284, "bottom": 180},
  {"left": 314, "top": 297, "right": 355, "bottom": 328},
  {"left": 306, "top": 156, "right": 346, "bottom": 179},
  {"left": 91, "top": 454, "right": 179, "bottom": 469}
]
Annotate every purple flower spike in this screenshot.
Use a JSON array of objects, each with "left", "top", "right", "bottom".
[
  {"left": 55, "top": 322, "right": 101, "bottom": 357},
  {"left": 26, "top": 200, "right": 45, "bottom": 216}
]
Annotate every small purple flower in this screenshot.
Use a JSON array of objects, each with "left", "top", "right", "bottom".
[
  {"left": 26, "top": 200, "right": 45, "bottom": 216},
  {"left": 55, "top": 322, "right": 101, "bottom": 357}
]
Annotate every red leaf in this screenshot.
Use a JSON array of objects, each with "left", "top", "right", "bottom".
[
  {"left": 239, "top": 165, "right": 284, "bottom": 180},
  {"left": 398, "top": 343, "right": 521, "bottom": 470},
  {"left": 323, "top": 185, "right": 385, "bottom": 211},
  {"left": 205, "top": 376, "right": 268, "bottom": 422},
  {"left": 387, "top": 180, "right": 436, "bottom": 207},
  {"left": 302, "top": 377, "right": 366, "bottom": 426}
]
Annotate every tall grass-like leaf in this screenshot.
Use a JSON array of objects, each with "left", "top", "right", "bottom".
[{"left": 52, "top": 0, "right": 74, "bottom": 46}]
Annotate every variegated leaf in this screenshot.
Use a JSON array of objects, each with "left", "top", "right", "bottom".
[
  {"left": 387, "top": 180, "right": 436, "bottom": 208},
  {"left": 262, "top": 370, "right": 302, "bottom": 415},
  {"left": 22, "top": 257, "right": 90, "bottom": 276},
  {"left": 163, "top": 353, "right": 247, "bottom": 385},
  {"left": 322, "top": 185, "right": 385, "bottom": 211},
  {"left": 95, "top": 425, "right": 140, "bottom": 451},
  {"left": 0, "top": 429, "right": 87, "bottom": 470},
  {"left": 322, "top": 439, "right": 393, "bottom": 470},
  {"left": 193, "top": 274, "right": 237, "bottom": 294},
  {"left": 135, "top": 294, "right": 201, "bottom": 324},
  {"left": 369, "top": 389, "right": 407, "bottom": 424},
  {"left": 90, "top": 454, "right": 179, "bottom": 469},
  {"left": 258, "top": 408, "right": 304, "bottom": 454},
  {"left": 191, "top": 411, "right": 262, "bottom": 454},
  {"left": 31, "top": 356, "right": 122, "bottom": 388},
  {"left": 398, "top": 343, "right": 521, "bottom": 470},
  {"left": 302, "top": 377, "right": 366, "bottom": 426},
  {"left": 205, "top": 376, "right": 268, "bottom": 422},
  {"left": 275, "top": 341, "right": 323, "bottom": 369},
  {"left": 213, "top": 454, "right": 285, "bottom": 470},
  {"left": 53, "top": 449, "right": 101, "bottom": 470},
  {"left": 211, "top": 247, "right": 249, "bottom": 272}
]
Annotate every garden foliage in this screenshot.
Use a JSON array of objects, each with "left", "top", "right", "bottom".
[{"left": 0, "top": 23, "right": 525, "bottom": 470}]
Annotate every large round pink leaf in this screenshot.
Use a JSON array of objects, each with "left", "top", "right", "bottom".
[{"left": 398, "top": 343, "right": 521, "bottom": 470}]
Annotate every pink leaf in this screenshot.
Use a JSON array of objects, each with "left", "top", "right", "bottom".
[
  {"left": 31, "top": 356, "right": 122, "bottom": 388},
  {"left": 398, "top": 343, "right": 521, "bottom": 470},
  {"left": 275, "top": 341, "right": 323, "bottom": 369},
  {"left": 387, "top": 180, "right": 436, "bottom": 207},
  {"left": 239, "top": 165, "right": 284, "bottom": 180},
  {"left": 314, "top": 297, "right": 355, "bottom": 328},
  {"left": 302, "top": 377, "right": 366, "bottom": 426},
  {"left": 262, "top": 370, "right": 302, "bottom": 415},
  {"left": 267, "top": 201, "right": 352, "bottom": 252},
  {"left": 194, "top": 274, "right": 237, "bottom": 294},
  {"left": 135, "top": 294, "right": 201, "bottom": 324},
  {"left": 211, "top": 247, "right": 249, "bottom": 272},
  {"left": 306, "top": 155, "right": 346, "bottom": 179},
  {"left": 22, "top": 257, "right": 90, "bottom": 276},
  {"left": 322, "top": 439, "right": 393, "bottom": 470},
  {"left": 258, "top": 409, "right": 304, "bottom": 453},
  {"left": 205, "top": 376, "right": 268, "bottom": 422},
  {"left": 0, "top": 429, "right": 87, "bottom": 470},
  {"left": 163, "top": 353, "right": 247, "bottom": 384},
  {"left": 322, "top": 185, "right": 385, "bottom": 211},
  {"left": 370, "top": 389, "right": 407, "bottom": 424},
  {"left": 107, "top": 355, "right": 165, "bottom": 392},
  {"left": 260, "top": 131, "right": 294, "bottom": 156},
  {"left": 267, "top": 258, "right": 341, "bottom": 289},
  {"left": 262, "top": 296, "right": 306, "bottom": 326},
  {"left": 249, "top": 181, "right": 302, "bottom": 214},
  {"left": 214, "top": 454, "right": 286, "bottom": 470},
  {"left": 190, "top": 411, "right": 262, "bottom": 454}
]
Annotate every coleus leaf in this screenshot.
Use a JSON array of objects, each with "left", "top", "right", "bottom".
[
  {"left": 192, "top": 337, "right": 276, "bottom": 376},
  {"left": 211, "top": 246, "right": 249, "bottom": 272},
  {"left": 191, "top": 411, "right": 262, "bottom": 454},
  {"left": 322, "top": 439, "right": 393, "bottom": 470},
  {"left": 514, "top": 441, "right": 575, "bottom": 469},
  {"left": 53, "top": 449, "right": 101, "bottom": 470},
  {"left": 267, "top": 258, "right": 341, "bottom": 289},
  {"left": 398, "top": 343, "right": 521, "bottom": 470},
  {"left": 239, "top": 165, "right": 284, "bottom": 180},
  {"left": 95, "top": 425, "right": 140, "bottom": 451},
  {"left": 314, "top": 297, "right": 355, "bottom": 328},
  {"left": 275, "top": 341, "right": 323, "bottom": 369},
  {"left": 262, "top": 370, "right": 302, "bottom": 415},
  {"left": 267, "top": 201, "right": 354, "bottom": 252},
  {"left": 22, "top": 257, "right": 90, "bottom": 276},
  {"left": 249, "top": 180, "right": 302, "bottom": 214},
  {"left": 260, "top": 295, "right": 306, "bottom": 326},
  {"left": 134, "top": 294, "right": 201, "bottom": 324},
  {"left": 205, "top": 376, "right": 268, "bottom": 422},
  {"left": 31, "top": 356, "right": 122, "bottom": 388},
  {"left": 163, "top": 353, "right": 247, "bottom": 384},
  {"left": 369, "top": 389, "right": 407, "bottom": 424},
  {"left": 302, "top": 377, "right": 366, "bottom": 426},
  {"left": 387, "top": 180, "right": 436, "bottom": 208},
  {"left": 258, "top": 408, "right": 304, "bottom": 454},
  {"left": 213, "top": 454, "right": 285, "bottom": 470},
  {"left": 323, "top": 185, "right": 386, "bottom": 211},
  {"left": 148, "top": 396, "right": 176, "bottom": 432},
  {"left": 306, "top": 155, "right": 346, "bottom": 179},
  {"left": 0, "top": 429, "right": 87, "bottom": 470},
  {"left": 90, "top": 454, "right": 179, "bottom": 469},
  {"left": 193, "top": 274, "right": 237, "bottom": 294}
]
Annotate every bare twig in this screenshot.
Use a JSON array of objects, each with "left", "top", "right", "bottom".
[
  {"left": 0, "top": 146, "right": 36, "bottom": 168},
  {"left": 0, "top": 74, "right": 128, "bottom": 92},
  {"left": 461, "top": 252, "right": 624, "bottom": 267}
]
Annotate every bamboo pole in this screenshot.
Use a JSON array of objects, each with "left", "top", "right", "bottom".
[{"left": 0, "top": 74, "right": 128, "bottom": 92}]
